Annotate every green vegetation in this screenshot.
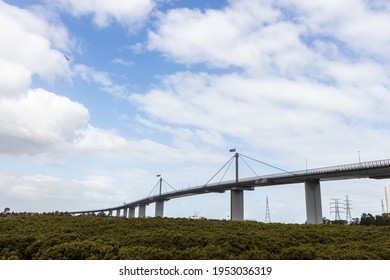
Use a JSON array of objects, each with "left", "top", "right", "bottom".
[{"left": 1, "top": 215, "right": 389, "bottom": 260}]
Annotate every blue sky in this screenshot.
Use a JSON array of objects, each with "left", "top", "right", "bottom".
[{"left": 1, "top": 0, "right": 390, "bottom": 222}]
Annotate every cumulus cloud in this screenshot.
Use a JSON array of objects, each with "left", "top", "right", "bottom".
[
  {"left": 130, "top": 71, "right": 390, "bottom": 164},
  {"left": 147, "top": 0, "right": 318, "bottom": 76},
  {"left": 0, "top": 1, "right": 71, "bottom": 83},
  {"left": 111, "top": 58, "right": 134, "bottom": 67},
  {"left": 0, "top": 2, "right": 130, "bottom": 158},
  {"left": 147, "top": 0, "right": 390, "bottom": 75},
  {"left": 73, "top": 64, "right": 129, "bottom": 98},
  {"left": 0, "top": 60, "right": 31, "bottom": 98},
  {"left": 0, "top": 88, "right": 89, "bottom": 155},
  {"left": 49, "top": 0, "right": 155, "bottom": 29},
  {"left": 279, "top": 0, "right": 390, "bottom": 60},
  {"left": 0, "top": 173, "right": 127, "bottom": 212},
  {"left": 134, "top": 0, "right": 390, "bottom": 166}
]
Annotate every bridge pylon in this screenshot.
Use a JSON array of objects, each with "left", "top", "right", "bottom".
[
  {"left": 155, "top": 200, "right": 164, "bottom": 217},
  {"left": 138, "top": 204, "right": 146, "bottom": 218},
  {"left": 305, "top": 180, "right": 323, "bottom": 224},
  {"left": 230, "top": 151, "right": 244, "bottom": 221}
]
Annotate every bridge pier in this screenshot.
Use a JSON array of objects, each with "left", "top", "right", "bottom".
[
  {"left": 305, "top": 180, "right": 323, "bottom": 224},
  {"left": 129, "top": 207, "right": 135, "bottom": 218},
  {"left": 138, "top": 205, "right": 146, "bottom": 218},
  {"left": 108, "top": 210, "right": 112, "bottom": 216},
  {"left": 123, "top": 208, "right": 128, "bottom": 218},
  {"left": 155, "top": 200, "right": 164, "bottom": 217},
  {"left": 231, "top": 189, "right": 244, "bottom": 221},
  {"left": 116, "top": 209, "right": 120, "bottom": 217}
]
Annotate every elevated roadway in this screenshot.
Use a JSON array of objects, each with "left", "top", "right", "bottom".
[{"left": 70, "top": 158, "right": 390, "bottom": 224}]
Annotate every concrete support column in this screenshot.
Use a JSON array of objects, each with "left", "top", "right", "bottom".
[
  {"left": 116, "top": 209, "right": 120, "bottom": 217},
  {"left": 129, "top": 207, "right": 135, "bottom": 218},
  {"left": 305, "top": 180, "right": 323, "bottom": 224},
  {"left": 138, "top": 205, "right": 146, "bottom": 218},
  {"left": 123, "top": 208, "right": 128, "bottom": 218},
  {"left": 230, "top": 189, "right": 244, "bottom": 221},
  {"left": 108, "top": 210, "right": 112, "bottom": 216},
  {"left": 155, "top": 200, "right": 164, "bottom": 217}
]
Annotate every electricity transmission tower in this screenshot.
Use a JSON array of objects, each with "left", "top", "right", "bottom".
[
  {"left": 330, "top": 199, "right": 344, "bottom": 221},
  {"left": 344, "top": 196, "right": 352, "bottom": 222},
  {"left": 382, "top": 199, "right": 386, "bottom": 214},
  {"left": 265, "top": 196, "right": 271, "bottom": 223}
]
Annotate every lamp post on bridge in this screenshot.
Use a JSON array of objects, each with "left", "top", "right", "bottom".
[{"left": 157, "top": 174, "right": 162, "bottom": 196}]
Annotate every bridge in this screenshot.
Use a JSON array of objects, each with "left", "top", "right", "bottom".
[{"left": 70, "top": 152, "right": 390, "bottom": 224}]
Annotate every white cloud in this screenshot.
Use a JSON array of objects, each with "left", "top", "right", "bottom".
[
  {"left": 134, "top": 0, "right": 390, "bottom": 169},
  {"left": 0, "top": 2, "right": 131, "bottom": 158},
  {"left": 0, "top": 60, "right": 31, "bottom": 98},
  {"left": 147, "top": 0, "right": 390, "bottom": 76},
  {"left": 147, "top": 2, "right": 279, "bottom": 70},
  {"left": 130, "top": 67, "right": 390, "bottom": 167},
  {"left": 147, "top": 0, "right": 321, "bottom": 77},
  {"left": 0, "top": 1, "right": 72, "bottom": 83},
  {"left": 111, "top": 58, "right": 134, "bottom": 67},
  {"left": 73, "top": 64, "right": 128, "bottom": 98},
  {"left": 0, "top": 88, "right": 89, "bottom": 155},
  {"left": 0, "top": 173, "right": 126, "bottom": 212},
  {"left": 278, "top": 0, "right": 390, "bottom": 60},
  {"left": 50, "top": 0, "right": 155, "bottom": 29}
]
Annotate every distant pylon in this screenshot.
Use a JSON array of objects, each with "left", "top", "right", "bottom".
[
  {"left": 330, "top": 199, "right": 343, "bottom": 221},
  {"left": 382, "top": 199, "right": 386, "bottom": 214},
  {"left": 265, "top": 196, "right": 271, "bottom": 223},
  {"left": 344, "top": 195, "right": 352, "bottom": 222}
]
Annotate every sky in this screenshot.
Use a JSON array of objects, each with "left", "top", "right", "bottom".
[{"left": 1, "top": 0, "right": 390, "bottom": 223}]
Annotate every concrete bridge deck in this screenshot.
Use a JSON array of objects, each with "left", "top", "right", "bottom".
[{"left": 70, "top": 158, "right": 390, "bottom": 223}]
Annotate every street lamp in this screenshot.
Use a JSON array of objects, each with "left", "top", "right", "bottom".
[{"left": 156, "top": 174, "right": 162, "bottom": 196}]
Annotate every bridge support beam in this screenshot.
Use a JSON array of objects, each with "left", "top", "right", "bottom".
[
  {"left": 138, "top": 205, "right": 146, "bottom": 218},
  {"left": 123, "top": 208, "right": 128, "bottom": 218},
  {"left": 129, "top": 207, "right": 135, "bottom": 218},
  {"left": 230, "top": 189, "right": 244, "bottom": 221},
  {"left": 116, "top": 209, "right": 120, "bottom": 217},
  {"left": 155, "top": 200, "right": 164, "bottom": 217},
  {"left": 305, "top": 180, "right": 323, "bottom": 224},
  {"left": 108, "top": 210, "right": 112, "bottom": 216}
]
